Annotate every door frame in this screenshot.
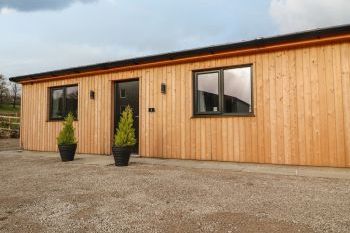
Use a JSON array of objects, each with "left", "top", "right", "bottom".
[{"left": 112, "top": 78, "right": 141, "bottom": 154}]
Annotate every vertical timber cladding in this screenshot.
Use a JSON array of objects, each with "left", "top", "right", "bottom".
[{"left": 20, "top": 42, "right": 350, "bottom": 167}]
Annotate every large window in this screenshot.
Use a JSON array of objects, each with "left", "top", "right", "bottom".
[
  {"left": 49, "top": 85, "right": 78, "bottom": 120},
  {"left": 194, "top": 65, "right": 252, "bottom": 116}
]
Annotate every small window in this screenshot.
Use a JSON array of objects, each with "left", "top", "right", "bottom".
[
  {"left": 120, "top": 88, "right": 126, "bottom": 98},
  {"left": 194, "top": 65, "right": 252, "bottom": 116},
  {"left": 49, "top": 85, "right": 78, "bottom": 120}
]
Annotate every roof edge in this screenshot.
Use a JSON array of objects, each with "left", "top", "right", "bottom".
[{"left": 10, "top": 24, "right": 350, "bottom": 83}]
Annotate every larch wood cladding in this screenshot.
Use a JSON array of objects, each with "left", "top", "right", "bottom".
[{"left": 20, "top": 42, "right": 350, "bottom": 167}]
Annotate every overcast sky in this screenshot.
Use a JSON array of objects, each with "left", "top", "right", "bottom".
[{"left": 1, "top": 0, "right": 350, "bottom": 78}]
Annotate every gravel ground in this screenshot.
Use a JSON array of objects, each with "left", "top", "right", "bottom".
[
  {"left": 0, "top": 139, "right": 19, "bottom": 151},
  {"left": 0, "top": 152, "right": 349, "bottom": 233}
]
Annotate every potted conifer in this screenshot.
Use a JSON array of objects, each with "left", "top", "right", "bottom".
[
  {"left": 112, "top": 105, "right": 136, "bottom": 166},
  {"left": 57, "top": 112, "right": 77, "bottom": 162}
]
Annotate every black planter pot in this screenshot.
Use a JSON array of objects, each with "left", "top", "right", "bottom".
[
  {"left": 58, "top": 144, "right": 77, "bottom": 162},
  {"left": 112, "top": 146, "right": 132, "bottom": 166}
]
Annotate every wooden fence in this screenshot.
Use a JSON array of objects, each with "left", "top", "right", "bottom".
[
  {"left": 0, "top": 112, "right": 20, "bottom": 117},
  {"left": 0, "top": 115, "right": 20, "bottom": 131}
]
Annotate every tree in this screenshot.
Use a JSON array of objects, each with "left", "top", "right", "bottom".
[
  {"left": 0, "top": 74, "right": 9, "bottom": 104},
  {"left": 57, "top": 113, "right": 77, "bottom": 145},
  {"left": 11, "top": 83, "right": 20, "bottom": 108},
  {"left": 114, "top": 105, "right": 136, "bottom": 147}
]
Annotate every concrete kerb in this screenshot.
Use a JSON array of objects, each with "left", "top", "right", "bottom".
[{"left": 1, "top": 150, "right": 349, "bottom": 180}]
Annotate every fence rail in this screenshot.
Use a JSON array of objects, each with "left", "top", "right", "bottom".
[
  {"left": 0, "top": 115, "right": 20, "bottom": 131},
  {"left": 0, "top": 112, "right": 20, "bottom": 117}
]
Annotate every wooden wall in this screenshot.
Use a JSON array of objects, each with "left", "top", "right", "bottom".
[{"left": 20, "top": 42, "right": 350, "bottom": 167}]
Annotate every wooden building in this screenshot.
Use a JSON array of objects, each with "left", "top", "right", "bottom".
[{"left": 10, "top": 25, "right": 350, "bottom": 167}]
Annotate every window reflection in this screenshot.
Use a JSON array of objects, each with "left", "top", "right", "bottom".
[
  {"left": 50, "top": 85, "right": 78, "bottom": 120},
  {"left": 224, "top": 67, "right": 252, "bottom": 114},
  {"left": 66, "top": 86, "right": 78, "bottom": 118},
  {"left": 197, "top": 72, "right": 219, "bottom": 113},
  {"left": 194, "top": 65, "right": 252, "bottom": 115},
  {"left": 51, "top": 89, "right": 64, "bottom": 119}
]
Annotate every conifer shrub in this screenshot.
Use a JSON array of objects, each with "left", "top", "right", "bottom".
[
  {"left": 114, "top": 105, "right": 136, "bottom": 147},
  {"left": 57, "top": 112, "right": 77, "bottom": 145}
]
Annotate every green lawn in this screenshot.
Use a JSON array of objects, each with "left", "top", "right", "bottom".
[{"left": 0, "top": 103, "right": 20, "bottom": 115}]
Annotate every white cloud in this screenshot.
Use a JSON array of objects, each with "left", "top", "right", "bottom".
[
  {"left": 270, "top": 0, "right": 350, "bottom": 33},
  {"left": 0, "top": 7, "right": 16, "bottom": 14}
]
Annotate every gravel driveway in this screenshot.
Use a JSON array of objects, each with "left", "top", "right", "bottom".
[
  {"left": 0, "top": 139, "right": 19, "bottom": 151},
  {"left": 0, "top": 151, "right": 349, "bottom": 233}
]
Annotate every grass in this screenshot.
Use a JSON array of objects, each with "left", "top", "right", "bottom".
[
  {"left": 0, "top": 104, "right": 20, "bottom": 132},
  {"left": 0, "top": 103, "right": 20, "bottom": 115}
]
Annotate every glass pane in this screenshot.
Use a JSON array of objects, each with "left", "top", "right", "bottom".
[
  {"left": 224, "top": 67, "right": 252, "bottom": 114},
  {"left": 197, "top": 72, "right": 219, "bottom": 113},
  {"left": 51, "top": 89, "right": 64, "bottom": 119},
  {"left": 66, "top": 86, "right": 78, "bottom": 118},
  {"left": 120, "top": 88, "right": 126, "bottom": 98}
]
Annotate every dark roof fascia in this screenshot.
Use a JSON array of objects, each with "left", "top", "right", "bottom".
[{"left": 10, "top": 24, "right": 350, "bottom": 83}]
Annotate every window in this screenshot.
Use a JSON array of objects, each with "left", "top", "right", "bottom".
[
  {"left": 196, "top": 72, "right": 219, "bottom": 113},
  {"left": 194, "top": 65, "right": 252, "bottom": 116},
  {"left": 120, "top": 88, "right": 126, "bottom": 98},
  {"left": 49, "top": 85, "right": 78, "bottom": 120}
]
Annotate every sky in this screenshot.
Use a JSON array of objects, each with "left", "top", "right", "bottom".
[{"left": 1, "top": 0, "right": 350, "bottom": 78}]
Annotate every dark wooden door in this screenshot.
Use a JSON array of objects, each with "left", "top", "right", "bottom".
[{"left": 115, "top": 80, "right": 139, "bottom": 153}]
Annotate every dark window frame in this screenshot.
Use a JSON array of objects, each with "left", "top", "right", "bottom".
[
  {"left": 48, "top": 84, "right": 78, "bottom": 121},
  {"left": 193, "top": 64, "right": 254, "bottom": 117},
  {"left": 194, "top": 70, "right": 221, "bottom": 115}
]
